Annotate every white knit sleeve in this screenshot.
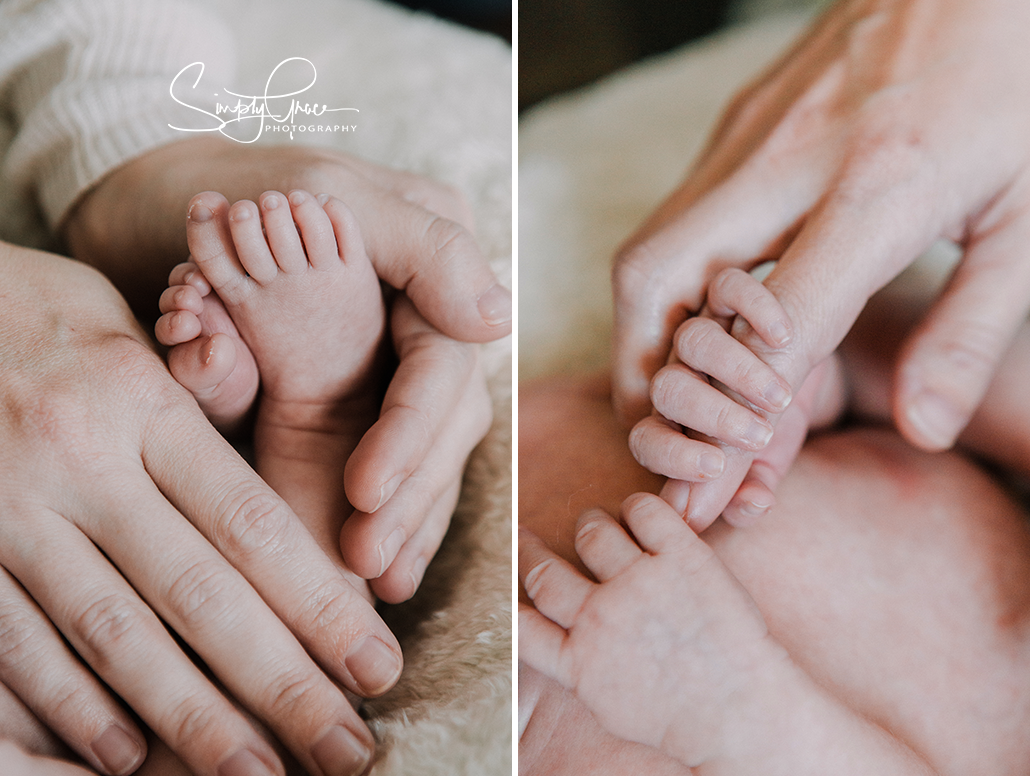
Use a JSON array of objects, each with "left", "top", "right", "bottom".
[{"left": 0, "top": 0, "right": 236, "bottom": 235}]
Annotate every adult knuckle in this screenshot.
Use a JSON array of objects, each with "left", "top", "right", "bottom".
[
  {"left": 423, "top": 216, "right": 476, "bottom": 273},
  {"left": 296, "top": 584, "right": 357, "bottom": 637},
  {"left": 266, "top": 667, "right": 326, "bottom": 719},
  {"left": 215, "top": 489, "right": 290, "bottom": 556},
  {"left": 612, "top": 242, "right": 660, "bottom": 302},
  {"left": 170, "top": 695, "right": 222, "bottom": 749},
  {"left": 166, "top": 558, "right": 238, "bottom": 629},
  {"left": 0, "top": 604, "right": 38, "bottom": 671},
  {"left": 72, "top": 594, "right": 145, "bottom": 669}
]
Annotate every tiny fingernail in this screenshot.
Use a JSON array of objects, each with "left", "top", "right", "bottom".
[
  {"left": 768, "top": 320, "right": 791, "bottom": 346},
  {"left": 345, "top": 637, "right": 402, "bottom": 697},
  {"left": 218, "top": 749, "right": 276, "bottom": 776},
  {"left": 263, "top": 194, "right": 280, "bottom": 210},
  {"left": 377, "top": 527, "right": 406, "bottom": 577},
  {"left": 374, "top": 473, "right": 405, "bottom": 512},
  {"left": 189, "top": 203, "right": 213, "bottom": 222},
  {"left": 743, "top": 419, "right": 774, "bottom": 449},
  {"left": 763, "top": 381, "right": 791, "bottom": 412},
  {"left": 738, "top": 499, "right": 771, "bottom": 519},
  {"left": 697, "top": 452, "right": 724, "bottom": 478},
  {"left": 477, "top": 283, "right": 512, "bottom": 327},
  {"left": 907, "top": 390, "right": 962, "bottom": 450},
  {"left": 317, "top": 193, "right": 330, "bottom": 206},
  {"left": 312, "top": 725, "right": 371, "bottom": 776},
  {"left": 288, "top": 190, "right": 307, "bottom": 206},
  {"left": 92, "top": 725, "right": 143, "bottom": 776}
]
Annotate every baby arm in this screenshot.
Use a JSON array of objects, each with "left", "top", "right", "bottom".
[{"left": 519, "top": 493, "right": 937, "bottom": 775}]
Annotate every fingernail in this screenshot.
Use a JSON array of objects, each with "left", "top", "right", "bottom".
[
  {"left": 768, "top": 320, "right": 791, "bottom": 346},
  {"left": 737, "top": 498, "right": 771, "bottom": 521},
  {"left": 92, "top": 725, "right": 143, "bottom": 776},
  {"left": 477, "top": 284, "right": 512, "bottom": 327},
  {"left": 409, "top": 556, "right": 428, "bottom": 597},
  {"left": 345, "top": 637, "right": 402, "bottom": 696},
  {"left": 263, "top": 194, "right": 281, "bottom": 210},
  {"left": 312, "top": 725, "right": 371, "bottom": 776},
  {"left": 697, "top": 451, "right": 724, "bottom": 478},
  {"left": 377, "top": 528, "right": 406, "bottom": 577},
  {"left": 218, "top": 749, "right": 276, "bottom": 776},
  {"left": 742, "top": 419, "right": 774, "bottom": 449},
  {"left": 906, "top": 390, "right": 962, "bottom": 450},
  {"left": 374, "top": 474, "right": 405, "bottom": 512},
  {"left": 288, "top": 190, "right": 307, "bottom": 206},
  {"left": 763, "top": 381, "right": 791, "bottom": 412},
  {"left": 189, "top": 203, "right": 213, "bottom": 222}
]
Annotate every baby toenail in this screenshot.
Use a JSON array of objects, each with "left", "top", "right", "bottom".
[
  {"left": 189, "top": 203, "right": 213, "bottom": 222},
  {"left": 230, "top": 207, "right": 251, "bottom": 222},
  {"left": 316, "top": 193, "right": 330, "bottom": 206},
  {"left": 288, "top": 190, "right": 307, "bottom": 206},
  {"left": 263, "top": 194, "right": 280, "bottom": 210}
]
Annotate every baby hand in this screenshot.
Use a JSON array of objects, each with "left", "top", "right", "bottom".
[
  {"left": 518, "top": 493, "right": 787, "bottom": 768},
  {"left": 629, "top": 268, "right": 800, "bottom": 528}
]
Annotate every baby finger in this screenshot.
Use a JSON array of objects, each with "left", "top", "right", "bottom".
[{"left": 651, "top": 364, "right": 774, "bottom": 451}]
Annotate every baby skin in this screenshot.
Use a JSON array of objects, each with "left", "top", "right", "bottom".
[
  {"left": 631, "top": 267, "right": 840, "bottom": 529},
  {"left": 155, "top": 189, "right": 404, "bottom": 602},
  {"left": 519, "top": 277, "right": 1030, "bottom": 774}
]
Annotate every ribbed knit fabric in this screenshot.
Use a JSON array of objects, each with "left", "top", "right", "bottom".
[{"left": 0, "top": 0, "right": 235, "bottom": 243}]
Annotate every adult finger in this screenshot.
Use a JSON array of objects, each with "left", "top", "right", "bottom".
[
  {"left": 2, "top": 512, "right": 283, "bottom": 776},
  {"left": 368, "top": 477, "right": 461, "bottom": 604},
  {"left": 344, "top": 296, "right": 486, "bottom": 516},
  {"left": 140, "top": 410, "right": 404, "bottom": 699},
  {"left": 573, "top": 509, "right": 641, "bottom": 582},
  {"left": 519, "top": 529, "right": 593, "bottom": 631},
  {"left": 0, "top": 567, "right": 145, "bottom": 776},
  {"left": 81, "top": 472, "right": 375, "bottom": 776},
  {"left": 340, "top": 190, "right": 510, "bottom": 343},
  {"left": 611, "top": 132, "right": 830, "bottom": 425},
  {"left": 894, "top": 207, "right": 1030, "bottom": 450}
]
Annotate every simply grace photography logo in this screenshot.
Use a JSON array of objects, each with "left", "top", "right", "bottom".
[{"left": 168, "top": 57, "right": 358, "bottom": 143}]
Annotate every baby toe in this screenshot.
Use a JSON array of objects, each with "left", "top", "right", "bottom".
[{"left": 259, "top": 191, "right": 306, "bottom": 272}]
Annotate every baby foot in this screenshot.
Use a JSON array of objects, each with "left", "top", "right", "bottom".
[{"left": 157, "top": 189, "right": 386, "bottom": 592}]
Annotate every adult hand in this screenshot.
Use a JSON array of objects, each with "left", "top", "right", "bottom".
[
  {"left": 0, "top": 243, "right": 397, "bottom": 776},
  {"left": 612, "top": 0, "right": 1030, "bottom": 454},
  {"left": 64, "top": 138, "right": 511, "bottom": 343},
  {"left": 65, "top": 139, "right": 507, "bottom": 596},
  {"left": 342, "top": 294, "right": 493, "bottom": 603}
]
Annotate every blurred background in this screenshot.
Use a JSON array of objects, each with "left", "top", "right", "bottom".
[
  {"left": 519, "top": 0, "right": 823, "bottom": 110},
  {"left": 388, "top": 0, "right": 513, "bottom": 41}
]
